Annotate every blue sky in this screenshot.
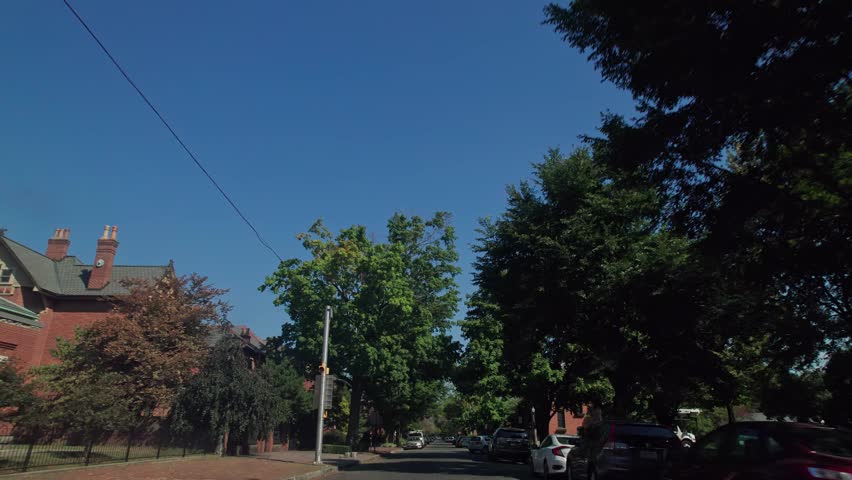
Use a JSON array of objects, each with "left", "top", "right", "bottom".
[{"left": 1, "top": 1, "right": 634, "bottom": 340}]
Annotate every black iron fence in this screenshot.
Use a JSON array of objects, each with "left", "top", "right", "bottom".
[{"left": 0, "top": 426, "right": 213, "bottom": 474}]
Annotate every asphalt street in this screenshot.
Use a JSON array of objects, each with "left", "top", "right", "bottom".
[{"left": 331, "top": 442, "right": 531, "bottom": 480}]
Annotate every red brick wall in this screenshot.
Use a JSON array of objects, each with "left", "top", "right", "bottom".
[
  {"left": 0, "top": 322, "right": 39, "bottom": 366},
  {"left": 547, "top": 408, "right": 585, "bottom": 435},
  {"left": 35, "top": 299, "right": 112, "bottom": 365}
]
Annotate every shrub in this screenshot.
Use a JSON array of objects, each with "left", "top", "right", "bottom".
[
  {"left": 323, "top": 444, "right": 351, "bottom": 454},
  {"left": 322, "top": 429, "right": 347, "bottom": 445}
]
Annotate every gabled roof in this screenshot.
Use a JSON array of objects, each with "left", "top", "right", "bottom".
[
  {"left": 0, "top": 296, "right": 43, "bottom": 328},
  {"left": 0, "top": 235, "right": 169, "bottom": 297}
]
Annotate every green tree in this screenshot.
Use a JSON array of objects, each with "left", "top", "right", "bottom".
[
  {"left": 262, "top": 213, "right": 460, "bottom": 446},
  {"left": 545, "top": 1, "right": 851, "bottom": 379},
  {"left": 454, "top": 293, "right": 516, "bottom": 433},
  {"left": 474, "top": 148, "right": 721, "bottom": 426},
  {"left": 171, "top": 336, "right": 277, "bottom": 454},
  {"left": 257, "top": 357, "right": 312, "bottom": 441}
]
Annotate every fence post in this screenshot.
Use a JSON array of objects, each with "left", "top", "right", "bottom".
[
  {"left": 182, "top": 442, "right": 187, "bottom": 457},
  {"left": 21, "top": 441, "right": 35, "bottom": 472},
  {"left": 156, "top": 434, "right": 162, "bottom": 459},
  {"left": 124, "top": 430, "right": 133, "bottom": 462},
  {"left": 84, "top": 439, "right": 94, "bottom": 466}
]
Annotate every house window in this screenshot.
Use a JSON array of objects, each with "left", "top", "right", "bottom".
[
  {"left": 0, "top": 267, "right": 12, "bottom": 284},
  {"left": 557, "top": 410, "right": 566, "bottom": 429}
]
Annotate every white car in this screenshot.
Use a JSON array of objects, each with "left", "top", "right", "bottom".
[
  {"left": 530, "top": 434, "right": 579, "bottom": 478},
  {"left": 404, "top": 436, "right": 425, "bottom": 449}
]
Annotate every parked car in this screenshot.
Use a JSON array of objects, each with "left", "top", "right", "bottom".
[
  {"left": 566, "top": 422, "right": 680, "bottom": 479},
  {"left": 458, "top": 436, "right": 472, "bottom": 448},
  {"left": 666, "top": 421, "right": 852, "bottom": 480},
  {"left": 468, "top": 436, "right": 489, "bottom": 454},
  {"left": 404, "top": 435, "right": 425, "bottom": 450},
  {"left": 445, "top": 436, "right": 456, "bottom": 443},
  {"left": 489, "top": 427, "right": 530, "bottom": 462},
  {"left": 673, "top": 425, "right": 696, "bottom": 449},
  {"left": 530, "top": 434, "right": 580, "bottom": 478}
]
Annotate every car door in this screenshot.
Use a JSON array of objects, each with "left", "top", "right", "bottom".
[
  {"left": 725, "top": 425, "right": 774, "bottom": 480},
  {"left": 534, "top": 436, "right": 553, "bottom": 472}
]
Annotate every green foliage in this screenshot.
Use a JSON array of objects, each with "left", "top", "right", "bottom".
[
  {"left": 22, "top": 360, "right": 134, "bottom": 438},
  {"left": 258, "top": 358, "right": 312, "bottom": 426},
  {"left": 322, "top": 444, "right": 351, "bottom": 454},
  {"left": 262, "top": 212, "right": 461, "bottom": 445},
  {"left": 473, "top": 147, "right": 704, "bottom": 425},
  {"left": 544, "top": 0, "right": 851, "bottom": 388},
  {"left": 323, "top": 429, "right": 347, "bottom": 445},
  {"left": 170, "top": 336, "right": 275, "bottom": 444},
  {"left": 0, "top": 361, "right": 36, "bottom": 423}
]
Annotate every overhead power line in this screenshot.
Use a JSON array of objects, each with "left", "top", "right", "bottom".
[{"left": 61, "top": 0, "right": 284, "bottom": 263}]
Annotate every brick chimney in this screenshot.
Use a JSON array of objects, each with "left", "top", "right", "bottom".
[
  {"left": 45, "top": 228, "right": 71, "bottom": 261},
  {"left": 88, "top": 225, "right": 119, "bottom": 290}
]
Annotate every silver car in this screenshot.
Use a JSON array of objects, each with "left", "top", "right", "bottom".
[
  {"left": 403, "top": 435, "right": 424, "bottom": 449},
  {"left": 468, "top": 435, "right": 488, "bottom": 453}
]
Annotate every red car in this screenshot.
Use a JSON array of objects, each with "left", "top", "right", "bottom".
[{"left": 667, "top": 421, "right": 852, "bottom": 480}]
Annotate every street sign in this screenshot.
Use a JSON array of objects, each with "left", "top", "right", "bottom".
[{"left": 313, "top": 374, "right": 335, "bottom": 410}]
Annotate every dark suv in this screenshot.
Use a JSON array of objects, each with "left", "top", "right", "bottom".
[
  {"left": 567, "top": 422, "right": 680, "bottom": 479},
  {"left": 489, "top": 427, "right": 530, "bottom": 462}
]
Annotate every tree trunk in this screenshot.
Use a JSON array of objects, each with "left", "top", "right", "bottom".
[
  {"left": 346, "top": 378, "right": 364, "bottom": 448},
  {"left": 534, "top": 403, "right": 552, "bottom": 446},
  {"left": 726, "top": 404, "right": 736, "bottom": 424}
]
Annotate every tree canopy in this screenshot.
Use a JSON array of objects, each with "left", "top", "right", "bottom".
[{"left": 262, "top": 212, "right": 461, "bottom": 445}]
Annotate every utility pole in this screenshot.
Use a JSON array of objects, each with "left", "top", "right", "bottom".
[{"left": 313, "top": 306, "right": 332, "bottom": 465}]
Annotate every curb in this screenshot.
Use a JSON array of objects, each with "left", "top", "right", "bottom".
[{"left": 285, "top": 465, "right": 337, "bottom": 480}]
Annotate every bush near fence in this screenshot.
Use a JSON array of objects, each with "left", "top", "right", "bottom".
[
  {"left": 321, "top": 444, "right": 351, "bottom": 455},
  {"left": 0, "top": 424, "right": 214, "bottom": 474}
]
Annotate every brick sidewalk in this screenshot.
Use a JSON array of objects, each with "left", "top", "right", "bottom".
[
  {"left": 261, "top": 450, "right": 382, "bottom": 469},
  {"left": 3, "top": 456, "right": 328, "bottom": 480}
]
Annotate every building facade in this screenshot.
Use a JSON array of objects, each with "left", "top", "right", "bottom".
[{"left": 0, "top": 227, "right": 169, "bottom": 369}]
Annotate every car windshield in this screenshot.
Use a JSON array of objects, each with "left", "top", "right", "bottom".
[
  {"left": 407, "top": 437, "right": 420, "bottom": 441},
  {"left": 556, "top": 435, "right": 579, "bottom": 446},
  {"left": 796, "top": 428, "right": 852, "bottom": 458},
  {"left": 497, "top": 430, "right": 528, "bottom": 439}
]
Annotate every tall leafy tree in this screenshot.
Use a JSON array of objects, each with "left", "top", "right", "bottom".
[
  {"left": 171, "top": 336, "right": 279, "bottom": 454},
  {"left": 262, "top": 213, "right": 460, "bottom": 446},
  {"left": 454, "top": 293, "right": 516, "bottom": 434},
  {"left": 545, "top": 1, "right": 852, "bottom": 374},
  {"left": 475, "top": 148, "right": 717, "bottom": 425}
]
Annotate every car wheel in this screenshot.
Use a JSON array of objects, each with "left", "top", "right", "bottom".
[{"left": 542, "top": 461, "right": 549, "bottom": 480}]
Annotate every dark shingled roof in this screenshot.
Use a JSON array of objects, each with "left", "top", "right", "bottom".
[{"left": 0, "top": 235, "right": 169, "bottom": 297}]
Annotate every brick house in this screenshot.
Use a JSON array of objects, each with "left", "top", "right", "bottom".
[
  {"left": 547, "top": 408, "right": 585, "bottom": 436},
  {"left": 0, "top": 227, "right": 170, "bottom": 369}
]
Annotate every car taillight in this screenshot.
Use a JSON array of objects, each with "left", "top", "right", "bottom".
[
  {"left": 807, "top": 467, "right": 852, "bottom": 479},
  {"left": 552, "top": 446, "right": 568, "bottom": 457},
  {"left": 602, "top": 423, "right": 629, "bottom": 451}
]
